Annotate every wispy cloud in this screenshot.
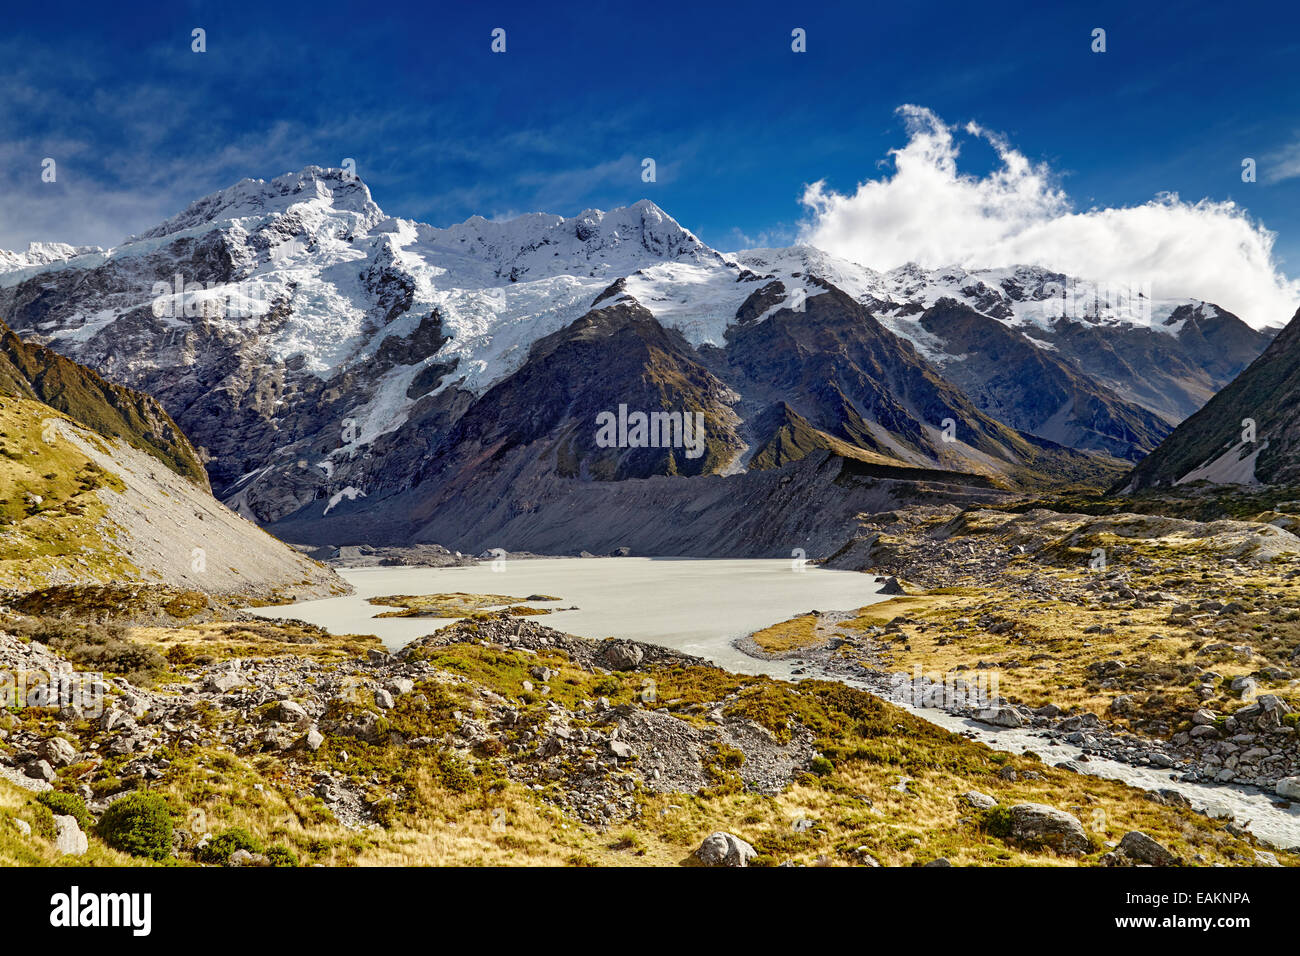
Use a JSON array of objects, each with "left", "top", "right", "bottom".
[{"left": 1261, "top": 140, "right": 1300, "bottom": 185}]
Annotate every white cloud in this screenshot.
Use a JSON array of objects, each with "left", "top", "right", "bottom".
[{"left": 800, "top": 105, "right": 1300, "bottom": 329}]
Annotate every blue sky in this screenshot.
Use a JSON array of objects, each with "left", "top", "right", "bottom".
[{"left": 5, "top": 0, "right": 1300, "bottom": 315}]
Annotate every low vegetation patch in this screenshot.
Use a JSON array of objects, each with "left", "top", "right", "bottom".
[{"left": 369, "top": 592, "right": 564, "bottom": 618}]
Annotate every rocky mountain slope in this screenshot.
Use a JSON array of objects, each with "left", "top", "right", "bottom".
[
  {"left": 1122, "top": 307, "right": 1300, "bottom": 491},
  {"left": 740, "top": 250, "right": 1272, "bottom": 427},
  {"left": 0, "top": 319, "right": 341, "bottom": 598},
  {"left": 270, "top": 278, "right": 1119, "bottom": 550},
  {"left": 903, "top": 299, "right": 1173, "bottom": 459},
  {"left": 0, "top": 167, "right": 1271, "bottom": 548},
  {"left": 0, "top": 322, "right": 206, "bottom": 486}
]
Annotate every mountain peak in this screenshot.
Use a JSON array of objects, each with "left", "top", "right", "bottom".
[
  {"left": 133, "top": 165, "right": 385, "bottom": 242},
  {"left": 409, "top": 199, "right": 717, "bottom": 284}
]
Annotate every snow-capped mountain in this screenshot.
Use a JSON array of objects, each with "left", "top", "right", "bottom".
[
  {"left": 735, "top": 249, "right": 1272, "bottom": 425},
  {"left": 0, "top": 166, "right": 1274, "bottom": 542}
]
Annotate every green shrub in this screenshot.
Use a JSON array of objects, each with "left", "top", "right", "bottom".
[
  {"left": 808, "top": 756, "right": 835, "bottom": 777},
  {"left": 980, "top": 806, "right": 1014, "bottom": 838},
  {"left": 96, "top": 792, "right": 173, "bottom": 859},
  {"left": 196, "top": 826, "right": 263, "bottom": 864},
  {"left": 265, "top": 844, "right": 299, "bottom": 867},
  {"left": 435, "top": 751, "right": 477, "bottom": 793},
  {"left": 12, "top": 615, "right": 166, "bottom": 685},
  {"left": 37, "top": 790, "right": 93, "bottom": 831}
]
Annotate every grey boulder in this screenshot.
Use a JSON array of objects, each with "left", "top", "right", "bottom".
[
  {"left": 1008, "top": 803, "right": 1090, "bottom": 854},
  {"left": 54, "top": 815, "right": 88, "bottom": 857},
  {"left": 695, "top": 831, "right": 757, "bottom": 867}
]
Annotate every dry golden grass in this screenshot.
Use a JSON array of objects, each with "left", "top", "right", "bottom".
[
  {"left": 750, "top": 615, "right": 824, "bottom": 653},
  {"left": 131, "top": 620, "right": 383, "bottom": 669},
  {"left": 840, "top": 593, "right": 951, "bottom": 628},
  {"left": 837, "top": 573, "right": 1278, "bottom": 721}
]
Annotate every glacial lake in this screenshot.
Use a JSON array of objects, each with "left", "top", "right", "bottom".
[{"left": 249, "top": 557, "right": 887, "bottom": 672}]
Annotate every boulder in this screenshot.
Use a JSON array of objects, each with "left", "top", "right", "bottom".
[
  {"left": 695, "top": 831, "right": 757, "bottom": 867},
  {"left": 1257, "top": 694, "right": 1293, "bottom": 715},
  {"left": 975, "top": 706, "right": 1023, "bottom": 728},
  {"left": 1008, "top": 803, "right": 1090, "bottom": 854},
  {"left": 272, "top": 700, "right": 308, "bottom": 724},
  {"left": 227, "top": 849, "right": 271, "bottom": 867},
  {"left": 53, "top": 815, "right": 87, "bottom": 857},
  {"left": 877, "top": 576, "right": 906, "bottom": 596},
  {"left": 41, "top": 737, "right": 77, "bottom": 768},
  {"left": 99, "top": 708, "right": 132, "bottom": 733},
  {"left": 962, "top": 791, "right": 997, "bottom": 810},
  {"left": 1118, "top": 830, "right": 1177, "bottom": 866},
  {"left": 1275, "top": 776, "right": 1300, "bottom": 800},
  {"left": 1057, "top": 713, "right": 1102, "bottom": 732},
  {"left": 600, "top": 641, "right": 644, "bottom": 670},
  {"left": 206, "top": 672, "right": 246, "bottom": 694},
  {"left": 1109, "top": 695, "right": 1136, "bottom": 715}
]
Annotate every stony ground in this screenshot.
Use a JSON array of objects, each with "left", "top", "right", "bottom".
[
  {"left": 0, "top": 577, "right": 1295, "bottom": 867},
  {"left": 790, "top": 502, "right": 1300, "bottom": 798}
]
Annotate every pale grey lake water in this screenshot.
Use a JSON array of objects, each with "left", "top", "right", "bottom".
[{"left": 248, "top": 557, "right": 886, "bottom": 672}]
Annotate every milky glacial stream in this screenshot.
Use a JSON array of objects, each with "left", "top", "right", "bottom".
[{"left": 250, "top": 558, "right": 1300, "bottom": 849}]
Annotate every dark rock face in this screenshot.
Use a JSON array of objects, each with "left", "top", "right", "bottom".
[
  {"left": 1123, "top": 307, "right": 1300, "bottom": 490},
  {"left": 1044, "top": 303, "right": 1272, "bottom": 425},
  {"left": 914, "top": 299, "right": 1173, "bottom": 460},
  {"left": 722, "top": 284, "right": 1123, "bottom": 481}
]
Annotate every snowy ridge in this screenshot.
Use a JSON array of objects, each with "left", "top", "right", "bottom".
[
  {"left": 2, "top": 166, "right": 1220, "bottom": 403},
  {"left": 733, "top": 252, "right": 1210, "bottom": 338},
  {"left": 0, "top": 241, "right": 102, "bottom": 269}
]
